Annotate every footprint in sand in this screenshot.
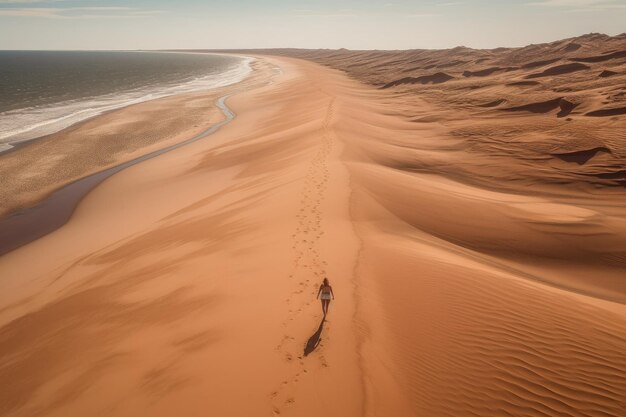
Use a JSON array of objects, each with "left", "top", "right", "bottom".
[{"left": 319, "top": 356, "right": 329, "bottom": 368}]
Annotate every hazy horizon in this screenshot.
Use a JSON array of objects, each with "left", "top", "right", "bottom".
[{"left": 1, "top": 0, "right": 626, "bottom": 50}]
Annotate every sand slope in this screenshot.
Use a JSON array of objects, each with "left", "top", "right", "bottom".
[
  {"left": 0, "top": 57, "right": 365, "bottom": 417},
  {"left": 1, "top": 46, "right": 626, "bottom": 417}
]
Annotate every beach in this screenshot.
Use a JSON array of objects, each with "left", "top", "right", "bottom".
[{"left": 1, "top": 45, "right": 625, "bottom": 417}]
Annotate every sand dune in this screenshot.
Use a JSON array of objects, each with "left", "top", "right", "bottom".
[
  {"left": 502, "top": 97, "right": 565, "bottom": 113},
  {"left": 1, "top": 35, "right": 626, "bottom": 417},
  {"left": 599, "top": 70, "right": 619, "bottom": 78},
  {"left": 257, "top": 33, "right": 626, "bottom": 189},
  {"left": 521, "top": 58, "right": 561, "bottom": 69},
  {"left": 525, "top": 62, "right": 590, "bottom": 78},
  {"left": 464, "top": 66, "right": 515, "bottom": 77},
  {"left": 572, "top": 49, "right": 626, "bottom": 63},
  {"left": 382, "top": 72, "right": 454, "bottom": 88},
  {"left": 478, "top": 98, "right": 507, "bottom": 107},
  {"left": 586, "top": 106, "right": 626, "bottom": 117},
  {"left": 551, "top": 147, "right": 611, "bottom": 165}
]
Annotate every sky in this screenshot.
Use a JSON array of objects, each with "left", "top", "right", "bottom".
[{"left": 0, "top": 0, "right": 625, "bottom": 50}]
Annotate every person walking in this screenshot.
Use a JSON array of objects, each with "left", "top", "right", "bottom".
[{"left": 317, "top": 278, "right": 335, "bottom": 317}]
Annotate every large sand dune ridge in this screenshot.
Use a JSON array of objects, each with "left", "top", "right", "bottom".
[{"left": 1, "top": 39, "right": 625, "bottom": 416}]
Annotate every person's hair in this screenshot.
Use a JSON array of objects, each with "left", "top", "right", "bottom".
[{"left": 323, "top": 278, "right": 329, "bottom": 285}]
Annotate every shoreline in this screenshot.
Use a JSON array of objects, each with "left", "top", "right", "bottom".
[
  {"left": 0, "top": 52, "right": 254, "bottom": 154},
  {"left": 0, "top": 95, "right": 235, "bottom": 256},
  {"left": 0, "top": 54, "right": 248, "bottom": 158},
  {"left": 0, "top": 57, "right": 275, "bottom": 220}
]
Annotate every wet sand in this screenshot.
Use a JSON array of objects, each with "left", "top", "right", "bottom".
[
  {"left": 0, "top": 59, "right": 274, "bottom": 219},
  {"left": 0, "top": 96, "right": 235, "bottom": 256},
  {"left": 1, "top": 43, "right": 625, "bottom": 417}
]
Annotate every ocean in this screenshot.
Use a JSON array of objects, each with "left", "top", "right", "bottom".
[{"left": 0, "top": 51, "right": 252, "bottom": 151}]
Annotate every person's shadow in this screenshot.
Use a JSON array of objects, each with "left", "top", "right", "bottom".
[{"left": 303, "top": 316, "right": 325, "bottom": 356}]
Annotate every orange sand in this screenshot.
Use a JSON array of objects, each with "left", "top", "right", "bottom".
[{"left": 1, "top": 47, "right": 625, "bottom": 417}]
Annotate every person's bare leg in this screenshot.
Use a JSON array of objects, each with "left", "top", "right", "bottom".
[{"left": 321, "top": 299, "right": 326, "bottom": 315}]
